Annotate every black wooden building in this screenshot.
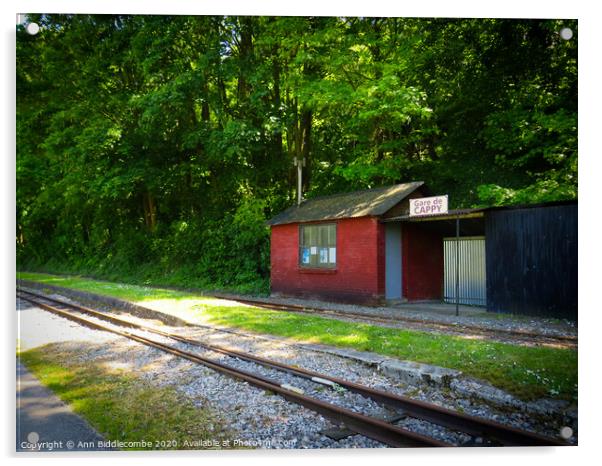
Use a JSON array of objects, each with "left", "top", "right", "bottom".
[{"left": 485, "top": 201, "right": 577, "bottom": 320}]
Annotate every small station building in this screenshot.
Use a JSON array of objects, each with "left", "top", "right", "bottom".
[{"left": 266, "top": 182, "right": 577, "bottom": 320}]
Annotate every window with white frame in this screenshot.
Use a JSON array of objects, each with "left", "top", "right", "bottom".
[{"left": 299, "top": 223, "right": 336, "bottom": 268}]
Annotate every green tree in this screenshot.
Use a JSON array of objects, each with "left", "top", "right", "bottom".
[{"left": 16, "top": 16, "right": 578, "bottom": 291}]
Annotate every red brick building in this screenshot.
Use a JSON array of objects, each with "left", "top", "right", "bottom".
[{"left": 267, "top": 182, "right": 450, "bottom": 305}]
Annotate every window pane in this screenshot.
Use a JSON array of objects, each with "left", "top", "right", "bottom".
[
  {"left": 328, "top": 224, "right": 335, "bottom": 246},
  {"left": 319, "top": 225, "right": 327, "bottom": 247},
  {"left": 299, "top": 223, "right": 336, "bottom": 267}
]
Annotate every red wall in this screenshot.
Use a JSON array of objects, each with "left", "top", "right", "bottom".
[
  {"left": 402, "top": 223, "right": 444, "bottom": 300},
  {"left": 270, "top": 217, "right": 385, "bottom": 304}
]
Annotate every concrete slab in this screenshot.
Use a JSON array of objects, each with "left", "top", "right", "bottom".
[
  {"left": 16, "top": 360, "right": 112, "bottom": 452},
  {"left": 301, "top": 345, "right": 389, "bottom": 366},
  {"left": 378, "top": 359, "right": 462, "bottom": 387}
]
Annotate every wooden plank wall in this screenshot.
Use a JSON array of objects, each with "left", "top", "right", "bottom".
[{"left": 485, "top": 203, "right": 577, "bottom": 320}]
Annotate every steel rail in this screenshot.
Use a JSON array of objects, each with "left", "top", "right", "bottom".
[
  {"left": 18, "top": 291, "right": 449, "bottom": 448},
  {"left": 18, "top": 289, "right": 568, "bottom": 447},
  {"left": 213, "top": 294, "right": 577, "bottom": 344}
]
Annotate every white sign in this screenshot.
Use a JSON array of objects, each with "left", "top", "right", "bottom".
[{"left": 409, "top": 195, "right": 449, "bottom": 217}]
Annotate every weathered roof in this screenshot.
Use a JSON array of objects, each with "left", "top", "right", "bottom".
[
  {"left": 381, "top": 199, "right": 578, "bottom": 223},
  {"left": 266, "top": 182, "right": 425, "bottom": 226}
]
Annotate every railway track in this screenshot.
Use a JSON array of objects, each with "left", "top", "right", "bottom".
[
  {"left": 212, "top": 294, "right": 577, "bottom": 348},
  {"left": 17, "top": 288, "right": 569, "bottom": 448}
]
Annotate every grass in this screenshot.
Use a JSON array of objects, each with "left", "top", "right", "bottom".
[
  {"left": 19, "top": 345, "right": 232, "bottom": 450},
  {"left": 19, "top": 271, "right": 578, "bottom": 402},
  {"left": 18, "top": 271, "right": 194, "bottom": 302}
]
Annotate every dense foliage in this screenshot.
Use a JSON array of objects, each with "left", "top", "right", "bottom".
[{"left": 17, "top": 16, "right": 577, "bottom": 292}]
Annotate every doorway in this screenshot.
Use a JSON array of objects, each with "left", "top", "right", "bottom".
[{"left": 385, "top": 223, "right": 402, "bottom": 300}]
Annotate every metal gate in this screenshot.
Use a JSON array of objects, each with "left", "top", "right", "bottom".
[{"left": 444, "top": 236, "right": 486, "bottom": 306}]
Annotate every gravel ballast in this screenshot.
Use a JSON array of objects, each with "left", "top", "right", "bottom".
[{"left": 17, "top": 294, "right": 577, "bottom": 448}]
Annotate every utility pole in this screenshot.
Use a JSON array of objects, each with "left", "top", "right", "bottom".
[
  {"left": 293, "top": 157, "right": 306, "bottom": 206},
  {"left": 455, "top": 215, "right": 460, "bottom": 317}
]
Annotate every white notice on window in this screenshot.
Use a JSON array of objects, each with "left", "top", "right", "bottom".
[
  {"left": 329, "top": 248, "right": 336, "bottom": 263},
  {"left": 310, "top": 246, "right": 317, "bottom": 255}
]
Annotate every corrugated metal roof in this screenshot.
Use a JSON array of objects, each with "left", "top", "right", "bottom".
[
  {"left": 266, "top": 182, "right": 424, "bottom": 226},
  {"left": 382, "top": 207, "right": 486, "bottom": 223}
]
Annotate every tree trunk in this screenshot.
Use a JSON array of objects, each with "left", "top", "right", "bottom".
[
  {"left": 143, "top": 191, "right": 157, "bottom": 231},
  {"left": 237, "top": 17, "right": 253, "bottom": 103},
  {"left": 270, "top": 50, "right": 283, "bottom": 170},
  {"left": 201, "top": 79, "right": 210, "bottom": 122},
  {"left": 300, "top": 107, "right": 312, "bottom": 193}
]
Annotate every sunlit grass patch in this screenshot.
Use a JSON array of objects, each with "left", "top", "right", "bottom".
[
  {"left": 19, "top": 345, "right": 233, "bottom": 450},
  {"left": 18, "top": 271, "right": 196, "bottom": 302}
]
